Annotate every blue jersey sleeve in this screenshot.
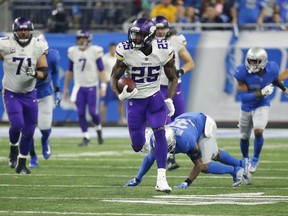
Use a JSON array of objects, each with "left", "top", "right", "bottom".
[
  {"left": 268, "top": 61, "right": 280, "bottom": 80},
  {"left": 48, "top": 49, "right": 61, "bottom": 90},
  {"left": 233, "top": 64, "right": 247, "bottom": 82}
]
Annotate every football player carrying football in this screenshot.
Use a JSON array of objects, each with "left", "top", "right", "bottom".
[{"left": 110, "top": 18, "right": 178, "bottom": 193}]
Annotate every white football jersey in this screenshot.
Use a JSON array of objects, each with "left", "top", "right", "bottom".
[
  {"left": 0, "top": 36, "right": 48, "bottom": 93},
  {"left": 102, "top": 52, "right": 116, "bottom": 81},
  {"left": 68, "top": 45, "right": 104, "bottom": 87},
  {"left": 160, "top": 34, "right": 186, "bottom": 86},
  {"left": 116, "top": 39, "right": 174, "bottom": 98}
]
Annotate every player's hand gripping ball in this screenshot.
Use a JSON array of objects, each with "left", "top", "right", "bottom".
[{"left": 117, "top": 77, "right": 136, "bottom": 93}]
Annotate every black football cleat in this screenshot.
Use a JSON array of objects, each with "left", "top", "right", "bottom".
[
  {"left": 8, "top": 145, "right": 19, "bottom": 168},
  {"left": 16, "top": 158, "right": 31, "bottom": 174},
  {"left": 78, "top": 138, "right": 90, "bottom": 147},
  {"left": 97, "top": 130, "right": 104, "bottom": 145}
]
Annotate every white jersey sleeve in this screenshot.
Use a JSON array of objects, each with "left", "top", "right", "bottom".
[
  {"left": 160, "top": 34, "right": 186, "bottom": 86},
  {"left": 1, "top": 37, "right": 48, "bottom": 93},
  {"left": 116, "top": 40, "right": 174, "bottom": 98},
  {"left": 68, "top": 45, "right": 104, "bottom": 87}
]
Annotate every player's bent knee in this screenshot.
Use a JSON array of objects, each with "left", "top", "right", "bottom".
[
  {"left": 201, "top": 163, "right": 209, "bottom": 173},
  {"left": 254, "top": 129, "right": 263, "bottom": 138},
  {"left": 131, "top": 133, "right": 145, "bottom": 152}
]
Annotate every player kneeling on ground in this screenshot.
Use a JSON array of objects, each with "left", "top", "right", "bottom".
[{"left": 125, "top": 112, "right": 252, "bottom": 188}]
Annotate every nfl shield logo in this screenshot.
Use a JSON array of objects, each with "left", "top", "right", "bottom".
[{"left": 145, "top": 58, "right": 148, "bottom": 61}]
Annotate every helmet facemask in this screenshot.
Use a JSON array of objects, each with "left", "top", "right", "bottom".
[
  {"left": 152, "top": 16, "right": 170, "bottom": 40},
  {"left": 12, "top": 17, "right": 34, "bottom": 47},
  {"left": 165, "top": 126, "right": 176, "bottom": 152},
  {"left": 145, "top": 126, "right": 176, "bottom": 153},
  {"left": 245, "top": 47, "right": 268, "bottom": 73},
  {"left": 76, "top": 30, "right": 92, "bottom": 49},
  {"left": 128, "top": 18, "right": 156, "bottom": 50}
]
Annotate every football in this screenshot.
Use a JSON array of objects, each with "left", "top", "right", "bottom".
[{"left": 117, "top": 77, "right": 136, "bottom": 93}]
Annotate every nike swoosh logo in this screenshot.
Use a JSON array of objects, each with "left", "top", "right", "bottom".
[{"left": 176, "top": 91, "right": 181, "bottom": 95}]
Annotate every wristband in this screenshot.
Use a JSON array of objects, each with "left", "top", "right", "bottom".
[
  {"left": 33, "top": 71, "right": 38, "bottom": 78},
  {"left": 101, "top": 82, "right": 107, "bottom": 91}
]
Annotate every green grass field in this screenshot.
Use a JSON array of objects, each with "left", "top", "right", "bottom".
[{"left": 0, "top": 135, "right": 287, "bottom": 216}]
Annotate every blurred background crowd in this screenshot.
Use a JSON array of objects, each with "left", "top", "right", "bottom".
[{"left": 1, "top": 0, "right": 287, "bottom": 33}]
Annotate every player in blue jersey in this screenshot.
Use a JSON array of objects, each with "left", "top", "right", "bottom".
[
  {"left": 234, "top": 47, "right": 288, "bottom": 173},
  {"left": 125, "top": 112, "right": 251, "bottom": 188},
  {"left": 29, "top": 33, "right": 61, "bottom": 167}
]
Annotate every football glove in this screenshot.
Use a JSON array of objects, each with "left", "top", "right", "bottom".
[
  {"left": 261, "top": 84, "right": 274, "bottom": 96},
  {"left": 118, "top": 85, "right": 138, "bottom": 101},
  {"left": 25, "top": 67, "right": 37, "bottom": 78},
  {"left": 54, "top": 91, "right": 62, "bottom": 107},
  {"left": 174, "top": 182, "right": 189, "bottom": 189},
  {"left": 164, "top": 98, "right": 175, "bottom": 117},
  {"left": 176, "top": 68, "right": 184, "bottom": 78}
]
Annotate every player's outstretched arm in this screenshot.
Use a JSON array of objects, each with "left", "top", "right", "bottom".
[
  {"left": 278, "top": 69, "right": 288, "bottom": 81},
  {"left": 272, "top": 78, "right": 288, "bottom": 96},
  {"left": 175, "top": 146, "right": 203, "bottom": 189}
]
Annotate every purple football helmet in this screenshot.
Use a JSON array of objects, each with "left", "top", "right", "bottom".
[
  {"left": 152, "top": 16, "right": 170, "bottom": 39},
  {"left": 12, "top": 17, "right": 34, "bottom": 46},
  {"left": 76, "top": 29, "right": 92, "bottom": 48},
  {"left": 128, "top": 18, "right": 156, "bottom": 49}
]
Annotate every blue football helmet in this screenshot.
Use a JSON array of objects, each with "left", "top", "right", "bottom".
[
  {"left": 245, "top": 47, "right": 268, "bottom": 73},
  {"left": 12, "top": 17, "right": 34, "bottom": 46},
  {"left": 76, "top": 29, "right": 92, "bottom": 48},
  {"left": 152, "top": 16, "right": 170, "bottom": 39},
  {"left": 128, "top": 18, "right": 156, "bottom": 49}
]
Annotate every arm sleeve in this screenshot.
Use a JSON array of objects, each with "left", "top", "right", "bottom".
[
  {"left": 68, "top": 60, "right": 73, "bottom": 72},
  {"left": 238, "top": 91, "right": 257, "bottom": 103},
  {"left": 96, "top": 57, "right": 104, "bottom": 71},
  {"left": 135, "top": 152, "right": 155, "bottom": 180}
]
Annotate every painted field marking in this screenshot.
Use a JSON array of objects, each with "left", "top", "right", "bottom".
[{"left": 102, "top": 192, "right": 288, "bottom": 206}]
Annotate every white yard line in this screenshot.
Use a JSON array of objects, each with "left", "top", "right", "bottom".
[{"left": 0, "top": 127, "right": 288, "bottom": 138}]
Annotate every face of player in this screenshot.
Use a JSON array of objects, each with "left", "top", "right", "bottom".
[
  {"left": 77, "top": 37, "right": 89, "bottom": 47},
  {"left": 155, "top": 27, "right": 167, "bottom": 39},
  {"left": 109, "top": 45, "right": 116, "bottom": 55},
  {"left": 15, "top": 28, "right": 30, "bottom": 40},
  {"left": 130, "top": 31, "right": 145, "bottom": 45}
]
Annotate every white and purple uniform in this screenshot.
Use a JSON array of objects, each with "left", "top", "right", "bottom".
[
  {"left": 0, "top": 36, "right": 48, "bottom": 156},
  {"left": 115, "top": 39, "right": 174, "bottom": 167},
  {"left": 159, "top": 34, "right": 187, "bottom": 122},
  {"left": 67, "top": 45, "right": 104, "bottom": 133}
]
